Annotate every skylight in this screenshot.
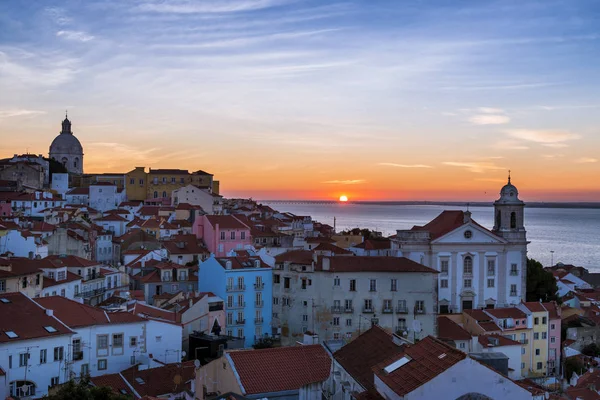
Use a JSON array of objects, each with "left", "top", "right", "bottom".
[
  {"left": 44, "top": 326, "right": 58, "bottom": 333},
  {"left": 384, "top": 356, "right": 411, "bottom": 374},
  {"left": 5, "top": 331, "right": 18, "bottom": 338},
  {"left": 438, "top": 353, "right": 447, "bottom": 359},
  {"left": 0, "top": 298, "right": 11, "bottom": 304},
  {"left": 135, "top": 377, "right": 145, "bottom": 385}
]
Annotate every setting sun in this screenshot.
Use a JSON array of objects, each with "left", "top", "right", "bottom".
[{"left": 339, "top": 195, "right": 348, "bottom": 202}]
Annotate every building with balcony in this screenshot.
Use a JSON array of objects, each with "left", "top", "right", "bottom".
[
  {"left": 129, "top": 260, "right": 199, "bottom": 305},
  {"left": 199, "top": 255, "right": 273, "bottom": 348},
  {"left": 272, "top": 251, "right": 438, "bottom": 346},
  {"left": 391, "top": 177, "right": 528, "bottom": 313}
]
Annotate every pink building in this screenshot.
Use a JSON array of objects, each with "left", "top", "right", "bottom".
[
  {"left": 544, "top": 301, "right": 562, "bottom": 374},
  {"left": 193, "top": 215, "right": 251, "bottom": 256}
]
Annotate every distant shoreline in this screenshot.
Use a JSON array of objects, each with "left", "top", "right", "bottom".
[{"left": 260, "top": 200, "right": 600, "bottom": 209}]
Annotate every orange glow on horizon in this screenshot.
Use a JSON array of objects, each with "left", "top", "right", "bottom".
[{"left": 339, "top": 195, "right": 349, "bottom": 202}]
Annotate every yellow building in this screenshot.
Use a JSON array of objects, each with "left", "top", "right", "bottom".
[
  {"left": 0, "top": 260, "right": 44, "bottom": 298},
  {"left": 125, "top": 167, "right": 219, "bottom": 201},
  {"left": 519, "top": 302, "right": 550, "bottom": 377}
]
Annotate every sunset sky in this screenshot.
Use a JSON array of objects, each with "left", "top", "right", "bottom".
[{"left": 1, "top": 0, "right": 599, "bottom": 201}]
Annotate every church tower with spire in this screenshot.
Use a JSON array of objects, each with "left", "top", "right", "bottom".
[
  {"left": 492, "top": 172, "right": 526, "bottom": 243},
  {"left": 49, "top": 112, "right": 84, "bottom": 175}
]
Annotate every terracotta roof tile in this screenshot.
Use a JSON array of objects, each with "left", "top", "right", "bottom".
[
  {"left": 228, "top": 345, "right": 331, "bottom": 394},
  {"left": 373, "top": 336, "right": 466, "bottom": 397},
  {"left": 477, "top": 334, "right": 521, "bottom": 347},
  {"left": 437, "top": 317, "right": 472, "bottom": 341},
  {"left": 315, "top": 256, "right": 438, "bottom": 274},
  {"left": 479, "top": 322, "right": 502, "bottom": 332},
  {"left": 314, "top": 242, "right": 353, "bottom": 255},
  {"left": 485, "top": 307, "right": 527, "bottom": 320},
  {"left": 90, "top": 374, "right": 133, "bottom": 397},
  {"left": 275, "top": 250, "right": 314, "bottom": 265},
  {"left": 543, "top": 302, "right": 561, "bottom": 320},
  {"left": 0, "top": 292, "right": 73, "bottom": 343},
  {"left": 333, "top": 326, "right": 405, "bottom": 390},
  {"left": 205, "top": 215, "right": 249, "bottom": 230}
]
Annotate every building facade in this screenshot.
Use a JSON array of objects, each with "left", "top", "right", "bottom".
[
  {"left": 391, "top": 178, "right": 528, "bottom": 313},
  {"left": 125, "top": 167, "right": 219, "bottom": 202},
  {"left": 193, "top": 215, "right": 252, "bottom": 257}
]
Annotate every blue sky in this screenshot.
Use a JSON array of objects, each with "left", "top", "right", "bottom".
[{"left": 1, "top": 0, "right": 599, "bottom": 200}]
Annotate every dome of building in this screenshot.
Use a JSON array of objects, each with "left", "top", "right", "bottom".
[
  {"left": 496, "top": 173, "right": 522, "bottom": 204},
  {"left": 49, "top": 114, "right": 84, "bottom": 174}
]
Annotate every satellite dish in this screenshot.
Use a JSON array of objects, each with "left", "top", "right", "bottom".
[
  {"left": 194, "top": 359, "right": 201, "bottom": 368},
  {"left": 181, "top": 351, "right": 187, "bottom": 358}
]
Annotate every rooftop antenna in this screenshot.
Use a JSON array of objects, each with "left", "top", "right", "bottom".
[{"left": 508, "top": 169, "right": 511, "bottom": 184}]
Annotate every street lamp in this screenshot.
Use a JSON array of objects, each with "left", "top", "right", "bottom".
[{"left": 550, "top": 250, "right": 555, "bottom": 266}]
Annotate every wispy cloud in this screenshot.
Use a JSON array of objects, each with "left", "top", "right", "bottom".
[
  {"left": 493, "top": 140, "right": 529, "bottom": 150},
  {"left": 45, "top": 7, "right": 72, "bottom": 25},
  {"left": 0, "top": 109, "right": 46, "bottom": 119},
  {"left": 506, "top": 129, "right": 581, "bottom": 145},
  {"left": 469, "top": 114, "right": 510, "bottom": 125},
  {"left": 135, "top": 0, "right": 292, "bottom": 14},
  {"left": 443, "top": 161, "right": 504, "bottom": 173},
  {"left": 378, "top": 163, "right": 433, "bottom": 169},
  {"left": 575, "top": 157, "right": 598, "bottom": 164},
  {"left": 322, "top": 179, "right": 365, "bottom": 185},
  {"left": 477, "top": 107, "right": 505, "bottom": 114},
  {"left": 57, "top": 31, "right": 95, "bottom": 42},
  {"left": 542, "top": 154, "right": 564, "bottom": 159}
]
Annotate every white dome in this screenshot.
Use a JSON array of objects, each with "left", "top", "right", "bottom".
[
  {"left": 49, "top": 116, "right": 84, "bottom": 174},
  {"left": 496, "top": 176, "right": 522, "bottom": 204},
  {"left": 50, "top": 133, "right": 83, "bottom": 155}
]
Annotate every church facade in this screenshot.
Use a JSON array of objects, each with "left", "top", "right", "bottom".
[
  {"left": 391, "top": 177, "right": 528, "bottom": 313},
  {"left": 49, "top": 115, "right": 84, "bottom": 175}
]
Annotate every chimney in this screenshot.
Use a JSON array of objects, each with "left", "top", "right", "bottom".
[
  {"left": 46, "top": 309, "right": 53, "bottom": 316},
  {"left": 189, "top": 299, "right": 193, "bottom": 308},
  {"left": 225, "top": 261, "right": 232, "bottom": 270},
  {"left": 463, "top": 211, "right": 472, "bottom": 223},
  {"left": 322, "top": 257, "right": 330, "bottom": 271}
]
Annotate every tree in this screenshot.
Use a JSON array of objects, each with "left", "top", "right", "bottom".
[
  {"left": 582, "top": 343, "right": 600, "bottom": 357},
  {"left": 253, "top": 337, "right": 275, "bottom": 349},
  {"left": 46, "top": 378, "right": 132, "bottom": 400},
  {"left": 564, "top": 357, "right": 585, "bottom": 380},
  {"left": 526, "top": 258, "right": 559, "bottom": 302}
]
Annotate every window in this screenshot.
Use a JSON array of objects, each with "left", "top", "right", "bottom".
[
  {"left": 303, "top": 314, "right": 308, "bottom": 322},
  {"left": 542, "top": 332, "right": 547, "bottom": 339},
  {"left": 464, "top": 279, "right": 472, "bottom": 288},
  {"left": 521, "top": 363, "right": 525, "bottom": 369},
  {"left": 334, "top": 277, "right": 340, "bottom": 286},
  {"left": 227, "top": 313, "right": 233, "bottom": 325},
  {"left": 130, "top": 178, "right": 135, "bottom": 184},
  {"left": 534, "top": 332, "right": 539, "bottom": 340},
  {"left": 0, "top": 280, "right": 5, "bottom": 292},
  {"left": 240, "top": 232, "right": 246, "bottom": 240},
  {"left": 542, "top": 317, "right": 547, "bottom": 324},
  {"left": 369, "top": 279, "right": 377, "bottom": 292},
  {"left": 487, "top": 260, "right": 495, "bottom": 276},
  {"left": 273, "top": 274, "right": 280, "bottom": 284},
  {"left": 511, "top": 212, "right": 517, "bottom": 229},
  {"left": 238, "top": 328, "right": 244, "bottom": 338},
  {"left": 40, "top": 349, "right": 47, "bottom": 364},
  {"left": 162, "top": 177, "right": 166, "bottom": 183},
  {"left": 130, "top": 356, "right": 136, "bottom": 365},
  {"left": 19, "top": 353, "right": 29, "bottom": 367},
  {"left": 53, "top": 346, "right": 64, "bottom": 361},
  {"left": 81, "top": 363, "right": 89, "bottom": 376},
  {"left": 345, "top": 299, "right": 353, "bottom": 311},
  {"left": 97, "top": 335, "right": 108, "bottom": 350},
  {"left": 301, "top": 278, "right": 307, "bottom": 290},
  {"left": 51, "top": 376, "right": 59, "bottom": 387},
  {"left": 273, "top": 297, "right": 279, "bottom": 305},
  {"left": 220, "top": 232, "right": 225, "bottom": 240},
  {"left": 535, "top": 349, "right": 540, "bottom": 356},
  {"left": 230, "top": 231, "right": 236, "bottom": 240},
  {"left": 534, "top": 317, "right": 539, "bottom": 325},
  {"left": 139, "top": 179, "right": 144, "bottom": 185},
  {"left": 390, "top": 278, "right": 398, "bottom": 291},
  {"left": 60, "top": 289, "right": 66, "bottom": 297},
  {"left": 536, "top": 362, "right": 543, "bottom": 370},
  {"left": 464, "top": 230, "right": 472, "bottom": 239},
  {"left": 333, "top": 317, "right": 340, "bottom": 326},
  {"left": 153, "top": 191, "right": 158, "bottom": 198},
  {"left": 346, "top": 319, "right": 352, "bottom": 327},
  {"left": 487, "top": 279, "right": 494, "bottom": 288},
  {"left": 459, "top": 342, "right": 465, "bottom": 349},
  {"left": 521, "top": 348, "right": 525, "bottom": 355},
  {"left": 364, "top": 299, "right": 373, "bottom": 311},
  {"left": 397, "top": 318, "right": 407, "bottom": 331},
  {"left": 415, "top": 300, "right": 425, "bottom": 313},
  {"left": 171, "top": 177, "right": 176, "bottom": 183},
  {"left": 510, "top": 264, "right": 518, "bottom": 276},
  {"left": 440, "top": 279, "right": 448, "bottom": 288},
  {"left": 551, "top": 323, "right": 555, "bottom": 330},
  {"left": 397, "top": 299, "right": 407, "bottom": 312},
  {"left": 349, "top": 279, "right": 356, "bottom": 291},
  {"left": 463, "top": 256, "right": 473, "bottom": 274},
  {"left": 156, "top": 336, "right": 162, "bottom": 342},
  {"left": 440, "top": 260, "right": 449, "bottom": 273},
  {"left": 130, "top": 337, "right": 137, "bottom": 347},
  {"left": 550, "top": 337, "right": 556, "bottom": 344},
  {"left": 98, "top": 359, "right": 107, "bottom": 370},
  {"left": 111, "top": 333, "right": 123, "bottom": 348},
  {"left": 510, "top": 284, "right": 517, "bottom": 296},
  {"left": 284, "top": 277, "right": 290, "bottom": 289}
]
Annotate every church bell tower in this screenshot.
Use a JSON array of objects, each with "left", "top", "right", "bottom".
[{"left": 492, "top": 172, "right": 526, "bottom": 243}]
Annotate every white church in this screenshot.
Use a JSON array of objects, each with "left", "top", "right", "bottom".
[
  {"left": 49, "top": 114, "right": 84, "bottom": 175},
  {"left": 391, "top": 177, "right": 528, "bottom": 313}
]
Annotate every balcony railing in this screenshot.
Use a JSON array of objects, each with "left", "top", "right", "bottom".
[
  {"left": 254, "top": 283, "right": 265, "bottom": 290},
  {"left": 520, "top": 339, "right": 529, "bottom": 344},
  {"left": 344, "top": 307, "right": 354, "bottom": 313},
  {"left": 229, "top": 302, "right": 246, "bottom": 309},
  {"left": 235, "top": 319, "right": 246, "bottom": 325},
  {"left": 363, "top": 307, "right": 374, "bottom": 314},
  {"left": 226, "top": 285, "right": 246, "bottom": 292},
  {"left": 510, "top": 291, "right": 518, "bottom": 297},
  {"left": 255, "top": 301, "right": 264, "bottom": 308},
  {"left": 255, "top": 317, "right": 264, "bottom": 324},
  {"left": 382, "top": 307, "right": 394, "bottom": 314},
  {"left": 396, "top": 306, "right": 409, "bottom": 314},
  {"left": 331, "top": 306, "right": 343, "bottom": 314},
  {"left": 414, "top": 308, "right": 426, "bottom": 314},
  {"left": 75, "top": 287, "right": 106, "bottom": 298},
  {"left": 73, "top": 351, "right": 83, "bottom": 361}
]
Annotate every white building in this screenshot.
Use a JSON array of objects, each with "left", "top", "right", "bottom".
[
  {"left": 0, "top": 228, "right": 48, "bottom": 259},
  {"left": 95, "top": 232, "right": 114, "bottom": 264},
  {"left": 89, "top": 183, "right": 124, "bottom": 213},
  {"left": 10, "top": 191, "right": 66, "bottom": 218},
  {"left": 0, "top": 292, "right": 74, "bottom": 399},
  {"left": 93, "top": 214, "right": 128, "bottom": 237},
  {"left": 392, "top": 178, "right": 528, "bottom": 313},
  {"left": 65, "top": 187, "right": 89, "bottom": 206},
  {"left": 50, "top": 173, "right": 70, "bottom": 197},
  {"left": 273, "top": 251, "right": 438, "bottom": 345},
  {"left": 171, "top": 184, "right": 223, "bottom": 214}
]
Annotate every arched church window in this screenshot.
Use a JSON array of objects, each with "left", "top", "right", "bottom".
[
  {"left": 510, "top": 212, "right": 517, "bottom": 229},
  {"left": 61, "top": 157, "right": 68, "bottom": 167},
  {"left": 496, "top": 211, "right": 501, "bottom": 228},
  {"left": 153, "top": 191, "right": 158, "bottom": 198},
  {"left": 162, "top": 191, "right": 167, "bottom": 198},
  {"left": 74, "top": 158, "right": 79, "bottom": 169},
  {"left": 463, "top": 256, "right": 473, "bottom": 275}
]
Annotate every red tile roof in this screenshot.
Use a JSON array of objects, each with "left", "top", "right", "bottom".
[
  {"left": 334, "top": 326, "right": 405, "bottom": 390},
  {"left": 274, "top": 250, "right": 314, "bottom": 265},
  {"left": 36, "top": 296, "right": 145, "bottom": 327},
  {"left": 128, "top": 301, "right": 180, "bottom": 324},
  {"left": 205, "top": 215, "right": 249, "bottom": 230},
  {"left": 479, "top": 322, "right": 502, "bottom": 332},
  {"left": 437, "top": 317, "right": 472, "bottom": 341},
  {"left": 315, "top": 256, "right": 438, "bottom": 274},
  {"left": 42, "top": 271, "right": 82, "bottom": 289},
  {"left": 410, "top": 210, "right": 466, "bottom": 240},
  {"left": 523, "top": 301, "right": 547, "bottom": 313},
  {"left": 313, "top": 242, "right": 353, "bottom": 255},
  {"left": 464, "top": 309, "right": 493, "bottom": 321},
  {"left": 477, "top": 334, "right": 521, "bottom": 347},
  {"left": 45, "top": 254, "right": 100, "bottom": 268},
  {"left": 0, "top": 292, "right": 73, "bottom": 343},
  {"left": 90, "top": 374, "right": 134, "bottom": 397},
  {"left": 228, "top": 345, "right": 331, "bottom": 394},
  {"left": 352, "top": 239, "right": 391, "bottom": 250},
  {"left": 215, "top": 257, "right": 270, "bottom": 270},
  {"left": 163, "top": 234, "right": 208, "bottom": 255},
  {"left": 373, "top": 336, "right": 466, "bottom": 397},
  {"left": 485, "top": 307, "right": 527, "bottom": 320}
]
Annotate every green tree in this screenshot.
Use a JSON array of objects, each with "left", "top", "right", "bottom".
[
  {"left": 564, "top": 357, "right": 585, "bottom": 380},
  {"left": 46, "top": 378, "right": 131, "bottom": 400},
  {"left": 526, "top": 258, "right": 559, "bottom": 302},
  {"left": 582, "top": 343, "right": 600, "bottom": 357}
]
